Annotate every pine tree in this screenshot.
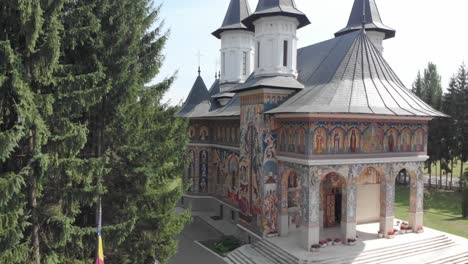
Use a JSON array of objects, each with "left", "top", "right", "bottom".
[
  {"left": 412, "top": 71, "right": 423, "bottom": 97},
  {"left": 456, "top": 64, "right": 468, "bottom": 178}
]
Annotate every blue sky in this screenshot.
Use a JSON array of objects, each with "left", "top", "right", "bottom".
[{"left": 154, "top": 0, "right": 468, "bottom": 105}]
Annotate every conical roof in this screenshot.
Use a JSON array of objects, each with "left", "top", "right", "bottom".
[
  {"left": 335, "top": 0, "right": 395, "bottom": 39},
  {"left": 177, "top": 74, "right": 211, "bottom": 118},
  {"left": 242, "top": 0, "right": 310, "bottom": 30},
  {"left": 212, "top": 0, "right": 252, "bottom": 39},
  {"left": 268, "top": 30, "right": 446, "bottom": 117}
]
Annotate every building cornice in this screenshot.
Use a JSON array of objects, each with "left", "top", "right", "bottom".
[
  {"left": 274, "top": 113, "right": 432, "bottom": 122},
  {"left": 277, "top": 155, "right": 429, "bottom": 166}
]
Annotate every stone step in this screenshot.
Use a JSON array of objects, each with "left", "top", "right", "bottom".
[
  {"left": 356, "top": 242, "right": 456, "bottom": 264},
  {"left": 253, "top": 240, "right": 299, "bottom": 264},
  {"left": 236, "top": 249, "right": 257, "bottom": 264},
  {"left": 317, "top": 235, "right": 453, "bottom": 264},
  {"left": 260, "top": 239, "right": 300, "bottom": 263},
  {"left": 426, "top": 252, "right": 468, "bottom": 264},
  {"left": 242, "top": 245, "right": 279, "bottom": 264},
  {"left": 227, "top": 246, "right": 256, "bottom": 264}
]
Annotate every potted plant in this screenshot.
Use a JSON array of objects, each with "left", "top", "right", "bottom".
[
  {"left": 407, "top": 226, "right": 413, "bottom": 233},
  {"left": 319, "top": 240, "right": 328, "bottom": 248},
  {"left": 333, "top": 238, "right": 342, "bottom": 245},
  {"left": 399, "top": 226, "right": 406, "bottom": 234},
  {"left": 416, "top": 226, "right": 424, "bottom": 234},
  {"left": 326, "top": 238, "right": 333, "bottom": 246},
  {"left": 388, "top": 231, "right": 396, "bottom": 239},
  {"left": 347, "top": 238, "right": 357, "bottom": 246},
  {"left": 311, "top": 244, "right": 321, "bottom": 252},
  {"left": 378, "top": 231, "right": 384, "bottom": 238}
]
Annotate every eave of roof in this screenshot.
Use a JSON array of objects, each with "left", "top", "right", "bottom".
[{"left": 212, "top": 0, "right": 253, "bottom": 39}]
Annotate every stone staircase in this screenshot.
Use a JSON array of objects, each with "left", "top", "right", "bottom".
[
  {"left": 426, "top": 251, "right": 468, "bottom": 264},
  {"left": 226, "top": 239, "right": 300, "bottom": 264},
  {"left": 227, "top": 235, "right": 468, "bottom": 264},
  {"left": 313, "top": 235, "right": 457, "bottom": 264}
]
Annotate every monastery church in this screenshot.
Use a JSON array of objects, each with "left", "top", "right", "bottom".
[{"left": 177, "top": 0, "right": 446, "bottom": 251}]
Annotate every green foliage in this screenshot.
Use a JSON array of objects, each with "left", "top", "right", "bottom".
[
  {"left": 1, "top": 0, "right": 189, "bottom": 262},
  {"left": 463, "top": 170, "right": 468, "bottom": 218}
]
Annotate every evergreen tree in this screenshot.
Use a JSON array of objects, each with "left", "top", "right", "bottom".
[
  {"left": 412, "top": 71, "right": 423, "bottom": 97},
  {"left": 455, "top": 64, "right": 468, "bottom": 178},
  {"left": 463, "top": 170, "right": 468, "bottom": 218},
  {"left": 83, "top": 1, "right": 191, "bottom": 263}
]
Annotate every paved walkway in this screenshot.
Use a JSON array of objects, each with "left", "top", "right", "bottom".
[{"left": 169, "top": 216, "right": 226, "bottom": 264}]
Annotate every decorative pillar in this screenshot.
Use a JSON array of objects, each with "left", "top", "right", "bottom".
[
  {"left": 343, "top": 180, "right": 357, "bottom": 240},
  {"left": 380, "top": 165, "right": 395, "bottom": 237},
  {"left": 301, "top": 167, "right": 320, "bottom": 250},
  {"left": 409, "top": 164, "right": 424, "bottom": 231},
  {"left": 279, "top": 164, "right": 289, "bottom": 237}
]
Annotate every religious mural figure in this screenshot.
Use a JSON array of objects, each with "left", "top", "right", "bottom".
[
  {"left": 188, "top": 126, "right": 195, "bottom": 139},
  {"left": 364, "top": 125, "right": 384, "bottom": 153},
  {"left": 200, "top": 126, "right": 208, "bottom": 141},
  {"left": 415, "top": 129, "right": 424, "bottom": 152},
  {"left": 314, "top": 128, "right": 327, "bottom": 154},
  {"left": 349, "top": 129, "right": 358, "bottom": 153},
  {"left": 296, "top": 128, "right": 306, "bottom": 154},
  {"left": 188, "top": 150, "right": 195, "bottom": 192},
  {"left": 334, "top": 133, "right": 340, "bottom": 154},
  {"left": 388, "top": 131, "right": 395, "bottom": 152},
  {"left": 401, "top": 129, "right": 412, "bottom": 152},
  {"left": 199, "top": 150, "right": 209, "bottom": 192}
]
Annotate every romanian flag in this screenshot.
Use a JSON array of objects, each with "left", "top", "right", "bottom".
[{"left": 96, "top": 198, "right": 104, "bottom": 264}]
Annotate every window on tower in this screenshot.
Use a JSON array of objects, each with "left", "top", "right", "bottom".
[
  {"left": 257, "top": 42, "right": 261, "bottom": 68},
  {"left": 222, "top": 52, "right": 226, "bottom": 76},
  {"left": 283, "top": 40, "right": 288, "bottom": 67},
  {"left": 242, "top": 52, "right": 247, "bottom": 75}
]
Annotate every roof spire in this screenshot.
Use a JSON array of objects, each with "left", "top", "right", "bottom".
[
  {"left": 242, "top": 0, "right": 310, "bottom": 30},
  {"left": 215, "top": 72, "right": 218, "bottom": 79},
  {"left": 335, "top": 0, "right": 395, "bottom": 39},
  {"left": 212, "top": 0, "right": 252, "bottom": 39},
  {"left": 198, "top": 66, "right": 201, "bottom": 76}
]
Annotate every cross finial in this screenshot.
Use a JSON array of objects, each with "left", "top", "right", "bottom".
[{"left": 361, "top": 0, "right": 366, "bottom": 29}]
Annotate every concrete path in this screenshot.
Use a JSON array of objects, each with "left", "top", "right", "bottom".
[{"left": 169, "top": 216, "right": 226, "bottom": 264}]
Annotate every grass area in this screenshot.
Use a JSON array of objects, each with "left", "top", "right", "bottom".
[
  {"left": 425, "top": 160, "right": 468, "bottom": 179},
  {"left": 394, "top": 185, "right": 468, "bottom": 239},
  {"left": 201, "top": 236, "right": 242, "bottom": 257}
]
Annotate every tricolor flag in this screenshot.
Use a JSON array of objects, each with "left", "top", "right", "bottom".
[{"left": 96, "top": 198, "right": 104, "bottom": 264}]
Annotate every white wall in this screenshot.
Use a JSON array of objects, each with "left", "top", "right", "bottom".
[{"left": 356, "top": 184, "right": 381, "bottom": 224}]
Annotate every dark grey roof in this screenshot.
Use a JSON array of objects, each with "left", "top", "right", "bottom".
[
  {"left": 242, "top": 0, "right": 310, "bottom": 30},
  {"left": 267, "top": 30, "right": 446, "bottom": 117},
  {"left": 203, "top": 95, "right": 241, "bottom": 118},
  {"left": 212, "top": 0, "right": 252, "bottom": 39},
  {"left": 335, "top": 0, "right": 395, "bottom": 39},
  {"left": 230, "top": 75, "right": 304, "bottom": 93},
  {"left": 212, "top": 92, "right": 235, "bottom": 99},
  {"left": 177, "top": 75, "right": 212, "bottom": 118},
  {"left": 209, "top": 78, "right": 220, "bottom": 96}
]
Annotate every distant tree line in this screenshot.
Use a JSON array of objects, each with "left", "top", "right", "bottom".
[
  {"left": 0, "top": 0, "right": 190, "bottom": 263},
  {"left": 412, "top": 62, "right": 468, "bottom": 218}
]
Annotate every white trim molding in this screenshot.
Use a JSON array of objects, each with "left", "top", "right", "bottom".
[{"left": 277, "top": 155, "right": 430, "bottom": 166}]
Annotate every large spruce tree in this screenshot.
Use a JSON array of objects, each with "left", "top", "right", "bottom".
[{"left": 0, "top": 0, "right": 189, "bottom": 263}]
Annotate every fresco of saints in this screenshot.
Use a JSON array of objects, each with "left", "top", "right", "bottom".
[
  {"left": 334, "top": 133, "right": 340, "bottom": 154},
  {"left": 350, "top": 130, "right": 357, "bottom": 153},
  {"left": 388, "top": 132, "right": 395, "bottom": 152},
  {"left": 315, "top": 129, "right": 326, "bottom": 154}
]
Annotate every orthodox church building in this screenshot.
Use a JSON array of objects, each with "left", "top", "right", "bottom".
[{"left": 178, "top": 0, "right": 445, "bottom": 250}]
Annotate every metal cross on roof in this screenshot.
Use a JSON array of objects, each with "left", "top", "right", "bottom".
[{"left": 196, "top": 50, "right": 204, "bottom": 75}]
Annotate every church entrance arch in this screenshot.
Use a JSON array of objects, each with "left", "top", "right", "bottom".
[{"left": 320, "top": 172, "right": 346, "bottom": 228}]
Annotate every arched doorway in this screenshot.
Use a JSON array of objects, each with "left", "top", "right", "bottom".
[{"left": 320, "top": 172, "right": 346, "bottom": 228}]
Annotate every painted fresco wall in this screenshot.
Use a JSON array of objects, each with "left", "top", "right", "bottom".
[
  {"left": 239, "top": 92, "right": 288, "bottom": 236},
  {"left": 212, "top": 148, "right": 240, "bottom": 204},
  {"left": 278, "top": 119, "right": 428, "bottom": 156}
]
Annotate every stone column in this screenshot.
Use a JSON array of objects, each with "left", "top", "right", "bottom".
[
  {"left": 409, "top": 165, "right": 424, "bottom": 231},
  {"left": 380, "top": 166, "right": 395, "bottom": 237},
  {"left": 301, "top": 167, "right": 320, "bottom": 250},
  {"left": 342, "top": 182, "right": 357, "bottom": 240}
]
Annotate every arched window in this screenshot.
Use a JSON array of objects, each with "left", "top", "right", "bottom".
[
  {"left": 296, "top": 128, "right": 306, "bottom": 154},
  {"left": 280, "top": 129, "right": 287, "bottom": 152}
]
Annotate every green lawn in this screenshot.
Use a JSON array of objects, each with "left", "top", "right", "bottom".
[
  {"left": 394, "top": 185, "right": 468, "bottom": 239},
  {"left": 425, "top": 160, "right": 468, "bottom": 179}
]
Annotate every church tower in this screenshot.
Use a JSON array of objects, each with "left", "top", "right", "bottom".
[
  {"left": 242, "top": 0, "right": 310, "bottom": 77},
  {"left": 232, "top": 0, "right": 310, "bottom": 238},
  {"left": 213, "top": 0, "right": 254, "bottom": 92},
  {"left": 335, "top": 0, "right": 395, "bottom": 53}
]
